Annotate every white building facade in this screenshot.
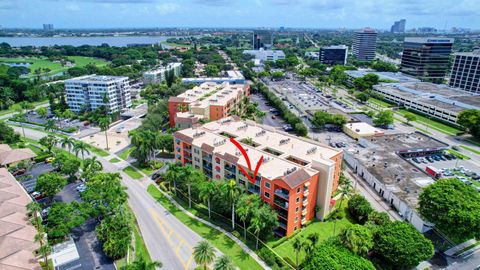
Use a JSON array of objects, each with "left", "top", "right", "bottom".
[
  {"left": 143, "top": 62, "right": 182, "bottom": 85},
  {"left": 65, "top": 75, "right": 132, "bottom": 113},
  {"left": 243, "top": 49, "right": 286, "bottom": 62}
]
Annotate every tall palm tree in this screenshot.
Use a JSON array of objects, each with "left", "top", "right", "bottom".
[
  {"left": 193, "top": 240, "right": 216, "bottom": 270},
  {"left": 236, "top": 194, "right": 259, "bottom": 240},
  {"left": 199, "top": 181, "right": 217, "bottom": 220},
  {"left": 222, "top": 180, "right": 241, "bottom": 230},
  {"left": 81, "top": 156, "right": 103, "bottom": 180},
  {"left": 44, "top": 119, "right": 57, "bottom": 132},
  {"left": 248, "top": 210, "right": 265, "bottom": 250},
  {"left": 73, "top": 141, "right": 90, "bottom": 159},
  {"left": 26, "top": 201, "right": 42, "bottom": 230},
  {"left": 292, "top": 236, "right": 305, "bottom": 270},
  {"left": 35, "top": 230, "right": 51, "bottom": 270},
  {"left": 214, "top": 255, "right": 235, "bottom": 270},
  {"left": 164, "top": 163, "right": 183, "bottom": 195},
  {"left": 98, "top": 117, "right": 111, "bottom": 150},
  {"left": 27, "top": 202, "right": 51, "bottom": 269},
  {"left": 60, "top": 137, "right": 75, "bottom": 153},
  {"left": 334, "top": 175, "right": 352, "bottom": 235},
  {"left": 303, "top": 232, "right": 320, "bottom": 254}
]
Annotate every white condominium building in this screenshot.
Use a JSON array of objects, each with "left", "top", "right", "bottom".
[
  {"left": 143, "top": 62, "right": 182, "bottom": 84},
  {"left": 243, "top": 49, "right": 286, "bottom": 62},
  {"left": 65, "top": 75, "right": 132, "bottom": 113}
]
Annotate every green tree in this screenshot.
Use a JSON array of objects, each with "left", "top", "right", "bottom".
[
  {"left": 457, "top": 109, "right": 480, "bottom": 138},
  {"left": 81, "top": 156, "right": 103, "bottom": 181},
  {"left": 199, "top": 181, "right": 218, "bottom": 220},
  {"left": 73, "top": 141, "right": 90, "bottom": 159},
  {"left": 248, "top": 204, "right": 278, "bottom": 250},
  {"left": 126, "top": 257, "right": 162, "bottom": 270},
  {"left": 292, "top": 236, "right": 305, "bottom": 270},
  {"left": 46, "top": 202, "right": 86, "bottom": 239},
  {"left": 60, "top": 157, "right": 81, "bottom": 181},
  {"left": 373, "top": 110, "right": 394, "bottom": 127},
  {"left": 99, "top": 117, "right": 111, "bottom": 150},
  {"left": 193, "top": 240, "right": 216, "bottom": 270},
  {"left": 35, "top": 172, "right": 67, "bottom": 200},
  {"left": 221, "top": 180, "right": 242, "bottom": 230},
  {"left": 355, "top": 92, "right": 370, "bottom": 103},
  {"left": 44, "top": 119, "right": 57, "bottom": 132},
  {"left": 419, "top": 178, "right": 480, "bottom": 241},
  {"left": 339, "top": 224, "right": 373, "bottom": 257},
  {"left": 236, "top": 194, "right": 260, "bottom": 240},
  {"left": 303, "top": 241, "right": 375, "bottom": 270},
  {"left": 213, "top": 255, "right": 235, "bottom": 270},
  {"left": 82, "top": 173, "right": 127, "bottom": 215},
  {"left": 0, "top": 122, "right": 20, "bottom": 143},
  {"left": 96, "top": 206, "right": 132, "bottom": 260},
  {"left": 205, "top": 64, "right": 219, "bottom": 76},
  {"left": 348, "top": 194, "right": 374, "bottom": 224},
  {"left": 404, "top": 112, "right": 417, "bottom": 124},
  {"left": 36, "top": 107, "right": 48, "bottom": 118},
  {"left": 373, "top": 221, "right": 434, "bottom": 268},
  {"left": 60, "top": 136, "right": 75, "bottom": 153},
  {"left": 39, "top": 135, "right": 58, "bottom": 154}
]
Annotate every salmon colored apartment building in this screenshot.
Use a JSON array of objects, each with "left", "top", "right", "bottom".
[
  {"left": 168, "top": 82, "right": 250, "bottom": 129},
  {"left": 173, "top": 117, "right": 343, "bottom": 236}
]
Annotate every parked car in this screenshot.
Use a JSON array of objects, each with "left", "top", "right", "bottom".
[
  {"left": 283, "top": 125, "right": 293, "bottom": 131},
  {"left": 45, "top": 157, "right": 55, "bottom": 163},
  {"left": 31, "top": 191, "right": 44, "bottom": 200},
  {"left": 271, "top": 115, "right": 276, "bottom": 119},
  {"left": 412, "top": 158, "right": 420, "bottom": 163},
  {"left": 12, "top": 168, "right": 26, "bottom": 176},
  {"left": 426, "top": 156, "right": 434, "bottom": 163},
  {"left": 41, "top": 207, "right": 51, "bottom": 217}
]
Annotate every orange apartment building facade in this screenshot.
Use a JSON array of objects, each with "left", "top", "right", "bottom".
[
  {"left": 168, "top": 82, "right": 250, "bottom": 129},
  {"left": 173, "top": 117, "right": 343, "bottom": 236}
]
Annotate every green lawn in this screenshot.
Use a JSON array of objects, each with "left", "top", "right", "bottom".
[
  {"left": 85, "top": 144, "right": 109, "bottom": 157},
  {"left": 397, "top": 109, "right": 462, "bottom": 136},
  {"left": 447, "top": 149, "right": 471, "bottom": 160},
  {"left": 119, "top": 147, "right": 134, "bottom": 160},
  {"left": 266, "top": 201, "right": 353, "bottom": 265},
  {"left": 110, "top": 157, "right": 121, "bottom": 163},
  {"left": 133, "top": 161, "right": 164, "bottom": 175},
  {"left": 368, "top": 97, "right": 392, "bottom": 108},
  {"left": 0, "top": 56, "right": 108, "bottom": 77},
  {"left": 123, "top": 166, "right": 143, "bottom": 179},
  {"left": 147, "top": 184, "right": 263, "bottom": 270},
  {"left": 460, "top": 145, "right": 480, "bottom": 155},
  {"left": 0, "top": 100, "right": 49, "bottom": 117}
]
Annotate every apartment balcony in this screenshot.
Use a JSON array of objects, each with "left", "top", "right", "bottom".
[
  {"left": 301, "top": 218, "right": 307, "bottom": 225},
  {"left": 225, "top": 172, "right": 236, "bottom": 180},
  {"left": 302, "top": 207, "right": 307, "bottom": 215},
  {"left": 277, "top": 210, "right": 288, "bottom": 220},
  {"left": 278, "top": 220, "right": 287, "bottom": 230},
  {"left": 273, "top": 227, "right": 286, "bottom": 237},
  {"left": 274, "top": 189, "right": 290, "bottom": 201},
  {"left": 274, "top": 198, "right": 289, "bottom": 210},
  {"left": 303, "top": 188, "right": 309, "bottom": 197},
  {"left": 302, "top": 199, "right": 308, "bottom": 207},
  {"left": 203, "top": 164, "right": 213, "bottom": 171},
  {"left": 248, "top": 186, "right": 260, "bottom": 195},
  {"left": 224, "top": 164, "right": 236, "bottom": 173},
  {"left": 203, "top": 155, "right": 212, "bottom": 162},
  {"left": 184, "top": 147, "right": 192, "bottom": 153}
]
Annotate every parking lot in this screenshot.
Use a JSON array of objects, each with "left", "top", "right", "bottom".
[
  {"left": 19, "top": 162, "right": 54, "bottom": 194},
  {"left": 24, "top": 110, "right": 88, "bottom": 132}
]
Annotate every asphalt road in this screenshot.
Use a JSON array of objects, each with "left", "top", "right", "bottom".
[
  {"left": 14, "top": 126, "right": 205, "bottom": 270},
  {"left": 251, "top": 93, "right": 284, "bottom": 128}
]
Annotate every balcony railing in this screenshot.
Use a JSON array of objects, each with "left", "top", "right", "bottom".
[
  {"left": 274, "top": 198, "right": 289, "bottom": 210},
  {"left": 274, "top": 190, "right": 289, "bottom": 201},
  {"left": 224, "top": 165, "right": 236, "bottom": 173},
  {"left": 302, "top": 199, "right": 308, "bottom": 206},
  {"left": 303, "top": 189, "right": 309, "bottom": 197},
  {"left": 278, "top": 221, "right": 287, "bottom": 229},
  {"left": 248, "top": 186, "right": 260, "bottom": 194},
  {"left": 277, "top": 211, "right": 288, "bottom": 220},
  {"left": 203, "top": 155, "right": 212, "bottom": 162},
  {"left": 302, "top": 207, "right": 307, "bottom": 215}
]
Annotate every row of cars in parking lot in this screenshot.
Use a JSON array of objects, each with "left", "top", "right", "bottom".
[{"left": 411, "top": 152, "right": 457, "bottom": 164}]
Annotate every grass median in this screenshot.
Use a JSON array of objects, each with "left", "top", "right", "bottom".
[
  {"left": 123, "top": 166, "right": 143, "bottom": 179},
  {"left": 147, "top": 184, "right": 263, "bottom": 270}
]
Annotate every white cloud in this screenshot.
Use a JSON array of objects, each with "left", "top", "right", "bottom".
[{"left": 156, "top": 2, "right": 178, "bottom": 14}]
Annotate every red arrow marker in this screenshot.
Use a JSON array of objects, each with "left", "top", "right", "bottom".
[{"left": 230, "top": 138, "right": 264, "bottom": 184}]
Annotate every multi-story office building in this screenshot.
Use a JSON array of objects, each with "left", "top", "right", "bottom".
[
  {"left": 182, "top": 70, "right": 245, "bottom": 85},
  {"left": 243, "top": 49, "right": 285, "bottom": 62},
  {"left": 449, "top": 51, "right": 480, "bottom": 93},
  {"left": 319, "top": 45, "right": 348, "bottom": 65},
  {"left": 43, "top": 24, "right": 54, "bottom": 31},
  {"left": 65, "top": 75, "right": 132, "bottom": 113},
  {"left": 173, "top": 117, "right": 343, "bottom": 236},
  {"left": 143, "top": 63, "right": 182, "bottom": 85},
  {"left": 352, "top": 28, "right": 377, "bottom": 61},
  {"left": 253, "top": 30, "right": 273, "bottom": 50},
  {"left": 372, "top": 82, "right": 480, "bottom": 125},
  {"left": 400, "top": 37, "right": 454, "bottom": 83},
  {"left": 390, "top": 19, "right": 406, "bottom": 33},
  {"left": 168, "top": 82, "right": 250, "bottom": 129}
]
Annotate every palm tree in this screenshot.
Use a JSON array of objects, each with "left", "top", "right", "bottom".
[
  {"left": 44, "top": 119, "right": 57, "bottom": 132},
  {"left": 199, "top": 181, "right": 217, "bottom": 220},
  {"left": 222, "top": 180, "right": 242, "bottom": 231},
  {"left": 164, "top": 163, "right": 183, "bottom": 195},
  {"left": 214, "top": 255, "right": 235, "bottom": 270},
  {"left": 60, "top": 137, "right": 75, "bottom": 153},
  {"left": 193, "top": 240, "right": 216, "bottom": 270},
  {"left": 334, "top": 175, "right": 352, "bottom": 235},
  {"left": 248, "top": 210, "right": 265, "bottom": 250},
  {"left": 81, "top": 156, "right": 103, "bottom": 180},
  {"left": 303, "top": 232, "right": 320, "bottom": 254},
  {"left": 236, "top": 194, "right": 259, "bottom": 240},
  {"left": 35, "top": 230, "right": 51, "bottom": 270},
  {"left": 27, "top": 202, "right": 51, "bottom": 269},
  {"left": 73, "top": 141, "right": 90, "bottom": 159},
  {"left": 26, "top": 201, "right": 42, "bottom": 230},
  {"left": 98, "top": 117, "right": 111, "bottom": 150},
  {"left": 292, "top": 236, "right": 305, "bottom": 270},
  {"left": 127, "top": 257, "right": 162, "bottom": 270}
]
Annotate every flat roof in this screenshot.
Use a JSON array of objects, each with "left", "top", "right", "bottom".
[
  {"left": 345, "top": 70, "right": 420, "bottom": 83},
  {"left": 144, "top": 62, "right": 182, "bottom": 76},
  {"left": 175, "top": 82, "right": 246, "bottom": 107},
  {"left": 65, "top": 74, "right": 128, "bottom": 83},
  {"left": 344, "top": 122, "right": 383, "bottom": 136},
  {"left": 349, "top": 133, "right": 448, "bottom": 208},
  {"left": 176, "top": 117, "right": 341, "bottom": 182},
  {"left": 374, "top": 82, "right": 480, "bottom": 112},
  {"left": 404, "top": 37, "right": 454, "bottom": 44},
  {"left": 0, "top": 168, "right": 40, "bottom": 270}
]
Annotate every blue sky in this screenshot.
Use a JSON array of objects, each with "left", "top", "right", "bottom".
[{"left": 0, "top": 0, "right": 479, "bottom": 29}]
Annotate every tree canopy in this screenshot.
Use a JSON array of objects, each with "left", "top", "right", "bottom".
[
  {"left": 457, "top": 109, "right": 480, "bottom": 139},
  {"left": 373, "top": 221, "right": 434, "bottom": 269},
  {"left": 373, "top": 110, "right": 394, "bottom": 127},
  {"left": 303, "top": 241, "right": 375, "bottom": 270},
  {"left": 35, "top": 172, "right": 67, "bottom": 200},
  {"left": 419, "top": 178, "right": 480, "bottom": 241}
]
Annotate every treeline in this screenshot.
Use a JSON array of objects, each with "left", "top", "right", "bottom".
[{"left": 252, "top": 81, "right": 308, "bottom": 136}]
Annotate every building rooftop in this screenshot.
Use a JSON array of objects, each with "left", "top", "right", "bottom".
[
  {"left": 404, "top": 37, "right": 454, "bottom": 44},
  {"left": 65, "top": 74, "right": 128, "bottom": 83},
  {"left": 0, "top": 144, "right": 36, "bottom": 167},
  {"left": 344, "top": 122, "right": 384, "bottom": 137},
  {"left": 0, "top": 168, "right": 40, "bottom": 270},
  {"left": 243, "top": 49, "right": 286, "bottom": 57},
  {"left": 321, "top": 45, "right": 348, "bottom": 49},
  {"left": 345, "top": 70, "right": 420, "bottom": 83},
  {"left": 453, "top": 51, "right": 480, "bottom": 57},
  {"left": 347, "top": 133, "right": 448, "bottom": 208},
  {"left": 181, "top": 70, "right": 245, "bottom": 84},
  {"left": 174, "top": 82, "right": 245, "bottom": 107},
  {"left": 374, "top": 82, "right": 480, "bottom": 112},
  {"left": 175, "top": 117, "right": 342, "bottom": 184},
  {"left": 144, "top": 62, "right": 182, "bottom": 76}
]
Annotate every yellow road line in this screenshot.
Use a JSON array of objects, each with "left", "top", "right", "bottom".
[{"left": 148, "top": 208, "right": 194, "bottom": 269}]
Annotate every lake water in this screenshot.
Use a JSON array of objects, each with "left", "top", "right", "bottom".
[{"left": 0, "top": 36, "right": 175, "bottom": 47}]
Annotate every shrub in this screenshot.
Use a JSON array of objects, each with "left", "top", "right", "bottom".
[
  {"left": 348, "top": 194, "right": 374, "bottom": 224},
  {"left": 232, "top": 230, "right": 241, "bottom": 238},
  {"left": 258, "top": 248, "right": 276, "bottom": 266}
]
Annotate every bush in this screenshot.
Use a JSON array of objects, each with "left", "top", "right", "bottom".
[
  {"left": 348, "top": 194, "right": 374, "bottom": 224},
  {"left": 232, "top": 230, "right": 241, "bottom": 238},
  {"left": 34, "top": 153, "right": 51, "bottom": 163},
  {"left": 258, "top": 248, "right": 276, "bottom": 266}
]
